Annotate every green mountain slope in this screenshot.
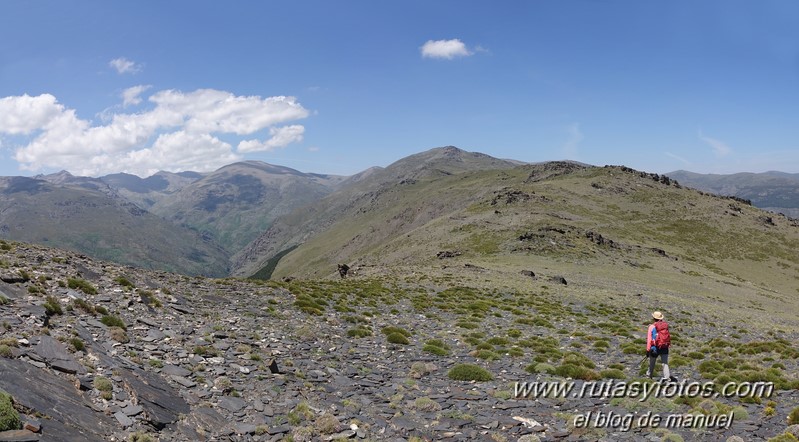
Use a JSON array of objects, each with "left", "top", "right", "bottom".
[
  {"left": 243, "top": 159, "right": 799, "bottom": 325},
  {"left": 232, "top": 146, "right": 522, "bottom": 276},
  {"left": 0, "top": 176, "right": 229, "bottom": 276},
  {"left": 147, "top": 161, "right": 345, "bottom": 254}
]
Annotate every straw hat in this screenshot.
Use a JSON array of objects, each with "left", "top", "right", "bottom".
[{"left": 652, "top": 311, "right": 664, "bottom": 320}]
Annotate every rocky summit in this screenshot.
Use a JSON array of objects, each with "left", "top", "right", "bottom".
[{"left": 0, "top": 237, "right": 798, "bottom": 442}]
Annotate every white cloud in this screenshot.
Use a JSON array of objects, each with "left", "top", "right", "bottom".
[
  {"left": 151, "top": 89, "right": 309, "bottom": 135},
  {"left": 238, "top": 125, "right": 305, "bottom": 153},
  {"left": 698, "top": 131, "right": 732, "bottom": 157},
  {"left": 121, "top": 85, "right": 152, "bottom": 107},
  {"left": 0, "top": 94, "right": 64, "bottom": 135},
  {"left": 420, "top": 39, "right": 472, "bottom": 59},
  {"left": 561, "top": 123, "right": 583, "bottom": 160},
  {"left": 0, "top": 89, "right": 310, "bottom": 176},
  {"left": 665, "top": 152, "right": 693, "bottom": 168},
  {"left": 125, "top": 131, "right": 242, "bottom": 177},
  {"left": 109, "top": 57, "right": 142, "bottom": 74}
]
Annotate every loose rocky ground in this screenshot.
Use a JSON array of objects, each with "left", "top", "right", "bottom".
[{"left": 0, "top": 240, "right": 798, "bottom": 441}]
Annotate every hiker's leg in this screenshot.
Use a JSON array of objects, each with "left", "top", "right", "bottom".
[
  {"left": 648, "top": 355, "right": 656, "bottom": 378},
  {"left": 661, "top": 353, "right": 670, "bottom": 379}
]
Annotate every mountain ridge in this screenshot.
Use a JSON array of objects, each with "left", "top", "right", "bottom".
[{"left": 668, "top": 169, "right": 799, "bottom": 217}]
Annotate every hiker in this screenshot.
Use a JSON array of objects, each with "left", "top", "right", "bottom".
[{"left": 646, "top": 311, "right": 671, "bottom": 381}]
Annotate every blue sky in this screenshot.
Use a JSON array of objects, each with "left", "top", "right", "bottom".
[{"left": 1, "top": 1, "right": 797, "bottom": 177}]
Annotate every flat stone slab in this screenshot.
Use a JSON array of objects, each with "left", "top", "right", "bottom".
[
  {"left": 32, "top": 336, "right": 85, "bottom": 375},
  {"left": 113, "top": 412, "right": 133, "bottom": 428},
  {"left": 0, "top": 430, "right": 41, "bottom": 442},
  {"left": 0, "top": 358, "right": 115, "bottom": 441},
  {"left": 170, "top": 375, "right": 196, "bottom": 388},
  {"left": 218, "top": 396, "right": 247, "bottom": 413},
  {"left": 161, "top": 364, "right": 192, "bottom": 377},
  {"left": 177, "top": 407, "right": 228, "bottom": 440},
  {"left": 119, "top": 367, "right": 190, "bottom": 430},
  {"left": 119, "top": 404, "right": 144, "bottom": 417}
]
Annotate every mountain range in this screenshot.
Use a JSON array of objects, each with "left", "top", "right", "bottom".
[
  {"left": 1, "top": 147, "right": 798, "bottom": 440},
  {"left": 667, "top": 170, "right": 799, "bottom": 218},
  {"left": 1, "top": 146, "right": 797, "bottom": 280}
]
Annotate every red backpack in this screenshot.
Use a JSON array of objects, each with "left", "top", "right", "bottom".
[{"left": 654, "top": 321, "right": 671, "bottom": 349}]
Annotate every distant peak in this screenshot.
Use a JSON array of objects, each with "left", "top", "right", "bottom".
[{"left": 34, "top": 170, "right": 74, "bottom": 179}]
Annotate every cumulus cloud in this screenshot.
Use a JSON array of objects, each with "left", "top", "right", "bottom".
[
  {"left": 420, "top": 39, "right": 472, "bottom": 59},
  {"left": 121, "top": 85, "right": 152, "bottom": 107},
  {"left": 109, "top": 57, "right": 142, "bottom": 74},
  {"left": 0, "top": 94, "right": 64, "bottom": 135},
  {"left": 698, "top": 131, "right": 732, "bottom": 157},
  {"left": 238, "top": 125, "right": 305, "bottom": 153},
  {"left": 0, "top": 89, "right": 310, "bottom": 176}
]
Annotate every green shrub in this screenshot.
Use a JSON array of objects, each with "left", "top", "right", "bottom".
[
  {"left": 67, "top": 278, "right": 97, "bottom": 295},
  {"left": 600, "top": 369, "right": 626, "bottom": 379},
  {"left": 95, "top": 305, "right": 108, "bottom": 315},
  {"left": 386, "top": 332, "right": 410, "bottom": 345},
  {"left": 669, "top": 354, "right": 690, "bottom": 368},
  {"left": 555, "top": 364, "right": 599, "bottom": 380},
  {"left": 507, "top": 347, "right": 525, "bottom": 357},
  {"left": 448, "top": 363, "right": 493, "bottom": 382},
  {"left": 69, "top": 337, "right": 85, "bottom": 352},
  {"left": 43, "top": 295, "right": 63, "bottom": 316},
  {"left": 138, "top": 290, "right": 161, "bottom": 307},
  {"left": 381, "top": 326, "right": 411, "bottom": 337},
  {"left": 100, "top": 314, "right": 126, "bottom": 330},
  {"left": 423, "top": 344, "right": 450, "bottom": 356},
  {"left": 731, "top": 405, "right": 748, "bottom": 421},
  {"left": 27, "top": 285, "right": 42, "bottom": 294},
  {"left": 789, "top": 406, "right": 799, "bottom": 425},
  {"left": 94, "top": 376, "right": 113, "bottom": 392},
  {"left": 413, "top": 397, "right": 441, "bottom": 412},
  {"left": 128, "top": 431, "right": 156, "bottom": 442},
  {"left": 347, "top": 327, "right": 371, "bottom": 338},
  {"left": 0, "top": 345, "right": 11, "bottom": 358},
  {"left": 0, "top": 295, "right": 8, "bottom": 305},
  {"left": 561, "top": 352, "right": 596, "bottom": 369},
  {"left": 0, "top": 390, "right": 20, "bottom": 431},
  {"left": 474, "top": 349, "right": 500, "bottom": 360},
  {"left": 72, "top": 298, "right": 95, "bottom": 314},
  {"left": 114, "top": 276, "right": 135, "bottom": 289},
  {"left": 767, "top": 434, "right": 798, "bottom": 442},
  {"left": 193, "top": 346, "right": 217, "bottom": 357},
  {"left": 486, "top": 337, "right": 509, "bottom": 346},
  {"left": 525, "top": 362, "right": 556, "bottom": 374},
  {"left": 426, "top": 339, "right": 449, "bottom": 349}
]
